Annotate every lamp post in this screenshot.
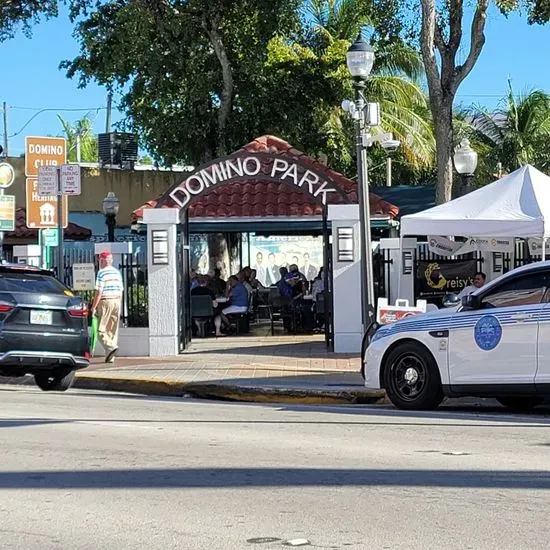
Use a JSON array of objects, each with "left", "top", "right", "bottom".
[
  {"left": 102, "top": 191, "right": 119, "bottom": 242},
  {"left": 453, "top": 139, "right": 478, "bottom": 196},
  {"left": 344, "top": 33, "right": 377, "bottom": 328}
]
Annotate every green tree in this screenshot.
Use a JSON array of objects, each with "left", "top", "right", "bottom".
[
  {"left": 0, "top": 0, "right": 58, "bottom": 41},
  {"left": 58, "top": 114, "right": 98, "bottom": 162},
  {"left": 63, "top": 0, "right": 301, "bottom": 165},
  {"left": 415, "top": 0, "right": 550, "bottom": 203},
  {"left": 470, "top": 84, "right": 550, "bottom": 173},
  {"left": 261, "top": 0, "right": 434, "bottom": 176}
]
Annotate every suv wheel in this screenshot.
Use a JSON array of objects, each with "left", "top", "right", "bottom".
[
  {"left": 34, "top": 369, "right": 75, "bottom": 392},
  {"left": 384, "top": 342, "right": 444, "bottom": 410},
  {"left": 496, "top": 396, "right": 543, "bottom": 411}
]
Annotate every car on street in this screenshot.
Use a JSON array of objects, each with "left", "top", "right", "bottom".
[
  {"left": 0, "top": 264, "right": 90, "bottom": 391},
  {"left": 363, "top": 261, "right": 550, "bottom": 410}
]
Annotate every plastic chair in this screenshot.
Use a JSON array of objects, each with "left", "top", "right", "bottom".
[{"left": 191, "top": 295, "right": 214, "bottom": 338}]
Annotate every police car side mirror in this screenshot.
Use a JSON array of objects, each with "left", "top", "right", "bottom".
[
  {"left": 462, "top": 294, "right": 481, "bottom": 310},
  {"left": 442, "top": 293, "right": 460, "bottom": 308}
]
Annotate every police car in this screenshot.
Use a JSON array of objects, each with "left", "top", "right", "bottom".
[{"left": 363, "top": 261, "right": 550, "bottom": 411}]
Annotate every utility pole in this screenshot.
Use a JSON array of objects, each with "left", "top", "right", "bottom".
[
  {"left": 105, "top": 91, "right": 113, "bottom": 133},
  {"left": 2, "top": 102, "right": 8, "bottom": 157},
  {"left": 56, "top": 168, "right": 64, "bottom": 279},
  {"left": 76, "top": 133, "right": 81, "bottom": 163}
]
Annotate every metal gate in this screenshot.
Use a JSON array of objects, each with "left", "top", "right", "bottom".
[
  {"left": 373, "top": 248, "right": 392, "bottom": 303},
  {"left": 177, "top": 213, "right": 192, "bottom": 352}
]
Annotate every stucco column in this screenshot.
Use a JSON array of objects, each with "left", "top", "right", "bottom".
[
  {"left": 379, "top": 237, "right": 416, "bottom": 304},
  {"left": 143, "top": 208, "right": 180, "bottom": 357},
  {"left": 328, "top": 205, "right": 362, "bottom": 353}
]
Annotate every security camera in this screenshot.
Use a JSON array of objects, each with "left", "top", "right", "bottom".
[
  {"left": 341, "top": 100, "right": 356, "bottom": 116},
  {"left": 381, "top": 139, "right": 400, "bottom": 155}
]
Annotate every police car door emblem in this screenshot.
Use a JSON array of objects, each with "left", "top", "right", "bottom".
[{"left": 474, "top": 315, "right": 502, "bottom": 351}]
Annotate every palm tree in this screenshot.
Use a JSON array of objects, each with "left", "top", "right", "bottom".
[
  {"left": 58, "top": 115, "right": 98, "bottom": 163},
  {"left": 304, "top": 0, "right": 435, "bottom": 170},
  {"left": 470, "top": 83, "right": 550, "bottom": 173},
  {"left": 306, "top": 0, "right": 371, "bottom": 43}
]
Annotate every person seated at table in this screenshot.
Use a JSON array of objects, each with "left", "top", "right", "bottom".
[
  {"left": 311, "top": 267, "right": 324, "bottom": 302},
  {"left": 214, "top": 275, "right": 249, "bottom": 336},
  {"left": 210, "top": 268, "right": 226, "bottom": 296},
  {"left": 287, "top": 264, "right": 314, "bottom": 332},
  {"left": 190, "top": 270, "right": 200, "bottom": 290},
  {"left": 191, "top": 276, "right": 218, "bottom": 336},
  {"left": 191, "top": 274, "right": 212, "bottom": 296},
  {"left": 278, "top": 266, "right": 294, "bottom": 298},
  {"left": 249, "top": 269, "right": 265, "bottom": 290},
  {"left": 311, "top": 267, "right": 325, "bottom": 330},
  {"left": 237, "top": 269, "right": 253, "bottom": 297}
]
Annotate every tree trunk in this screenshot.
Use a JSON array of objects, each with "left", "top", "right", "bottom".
[
  {"left": 203, "top": 18, "right": 233, "bottom": 158},
  {"left": 432, "top": 98, "right": 454, "bottom": 204}
]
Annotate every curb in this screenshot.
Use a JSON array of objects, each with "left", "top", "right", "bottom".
[
  {"left": 3, "top": 374, "right": 388, "bottom": 405},
  {"left": 73, "top": 375, "right": 388, "bottom": 405}
]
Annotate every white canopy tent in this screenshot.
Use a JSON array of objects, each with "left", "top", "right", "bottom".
[{"left": 401, "top": 165, "right": 550, "bottom": 244}]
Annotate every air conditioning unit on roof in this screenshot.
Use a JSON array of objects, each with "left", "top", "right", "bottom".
[{"left": 98, "top": 132, "right": 138, "bottom": 170}]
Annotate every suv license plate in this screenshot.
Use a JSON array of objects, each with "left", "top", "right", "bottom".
[{"left": 30, "top": 310, "right": 53, "bottom": 325}]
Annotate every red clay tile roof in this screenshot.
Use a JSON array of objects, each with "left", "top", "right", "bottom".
[
  {"left": 7, "top": 208, "right": 91, "bottom": 241},
  {"left": 132, "top": 135, "right": 399, "bottom": 221}
]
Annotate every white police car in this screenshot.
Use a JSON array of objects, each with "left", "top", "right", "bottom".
[{"left": 363, "top": 261, "right": 550, "bottom": 410}]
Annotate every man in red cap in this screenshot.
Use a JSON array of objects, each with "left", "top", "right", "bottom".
[{"left": 91, "top": 251, "right": 124, "bottom": 363}]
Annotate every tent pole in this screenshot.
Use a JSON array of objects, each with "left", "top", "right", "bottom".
[{"left": 398, "top": 236, "right": 402, "bottom": 298}]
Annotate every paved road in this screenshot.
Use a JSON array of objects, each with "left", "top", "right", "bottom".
[{"left": 0, "top": 386, "right": 549, "bottom": 549}]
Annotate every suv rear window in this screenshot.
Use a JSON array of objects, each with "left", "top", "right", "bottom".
[{"left": 0, "top": 272, "right": 68, "bottom": 294}]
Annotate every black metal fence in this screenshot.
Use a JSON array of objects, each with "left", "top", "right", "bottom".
[
  {"left": 373, "top": 248, "right": 392, "bottom": 303},
  {"left": 52, "top": 250, "right": 148, "bottom": 327},
  {"left": 502, "top": 239, "right": 540, "bottom": 272}
]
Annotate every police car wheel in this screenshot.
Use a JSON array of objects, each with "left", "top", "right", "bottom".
[
  {"left": 384, "top": 342, "right": 443, "bottom": 410},
  {"left": 496, "top": 397, "right": 544, "bottom": 411}
]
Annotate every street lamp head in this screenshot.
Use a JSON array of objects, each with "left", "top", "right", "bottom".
[
  {"left": 346, "top": 33, "right": 375, "bottom": 82},
  {"left": 102, "top": 191, "right": 120, "bottom": 216},
  {"left": 453, "top": 138, "right": 478, "bottom": 176}
]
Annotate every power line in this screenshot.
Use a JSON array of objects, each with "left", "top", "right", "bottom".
[
  {"left": 10, "top": 105, "right": 108, "bottom": 112},
  {"left": 7, "top": 106, "right": 107, "bottom": 138}
]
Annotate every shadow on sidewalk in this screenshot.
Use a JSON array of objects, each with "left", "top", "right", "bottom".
[
  {"left": 0, "top": 466, "right": 549, "bottom": 490},
  {"left": 185, "top": 340, "right": 358, "bottom": 361}
]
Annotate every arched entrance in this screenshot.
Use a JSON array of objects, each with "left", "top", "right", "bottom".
[{"left": 136, "top": 135, "right": 399, "bottom": 353}]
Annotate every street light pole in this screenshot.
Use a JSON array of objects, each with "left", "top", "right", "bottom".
[
  {"left": 353, "top": 85, "right": 369, "bottom": 327},
  {"left": 345, "top": 34, "right": 377, "bottom": 328},
  {"left": 353, "top": 89, "right": 376, "bottom": 326},
  {"left": 102, "top": 191, "right": 120, "bottom": 243},
  {"left": 453, "top": 139, "right": 478, "bottom": 197}
]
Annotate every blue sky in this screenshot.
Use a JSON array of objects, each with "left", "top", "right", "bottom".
[{"left": 1, "top": 5, "right": 549, "bottom": 157}]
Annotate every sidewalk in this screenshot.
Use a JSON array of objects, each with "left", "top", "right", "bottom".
[{"left": 73, "top": 335, "right": 386, "bottom": 404}]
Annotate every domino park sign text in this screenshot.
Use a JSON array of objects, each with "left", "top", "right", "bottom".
[{"left": 169, "top": 153, "right": 349, "bottom": 209}]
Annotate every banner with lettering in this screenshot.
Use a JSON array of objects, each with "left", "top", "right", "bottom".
[
  {"left": 416, "top": 259, "right": 478, "bottom": 298},
  {"left": 428, "top": 236, "right": 514, "bottom": 256}
]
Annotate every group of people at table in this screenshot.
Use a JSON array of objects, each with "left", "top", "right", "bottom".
[{"left": 190, "top": 264, "right": 325, "bottom": 337}]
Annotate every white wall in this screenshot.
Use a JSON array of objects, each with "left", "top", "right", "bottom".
[
  {"left": 328, "top": 205, "right": 362, "bottom": 353},
  {"left": 143, "top": 208, "right": 181, "bottom": 357},
  {"left": 93, "top": 327, "right": 150, "bottom": 357}
]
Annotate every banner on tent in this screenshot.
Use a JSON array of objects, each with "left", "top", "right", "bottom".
[
  {"left": 416, "top": 259, "right": 477, "bottom": 298},
  {"left": 428, "top": 236, "right": 514, "bottom": 256},
  {"left": 464, "top": 237, "right": 514, "bottom": 254},
  {"left": 527, "top": 238, "right": 550, "bottom": 256},
  {"left": 427, "top": 236, "right": 464, "bottom": 256}
]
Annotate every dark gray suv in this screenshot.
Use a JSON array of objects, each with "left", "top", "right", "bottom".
[{"left": 0, "top": 264, "right": 90, "bottom": 391}]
